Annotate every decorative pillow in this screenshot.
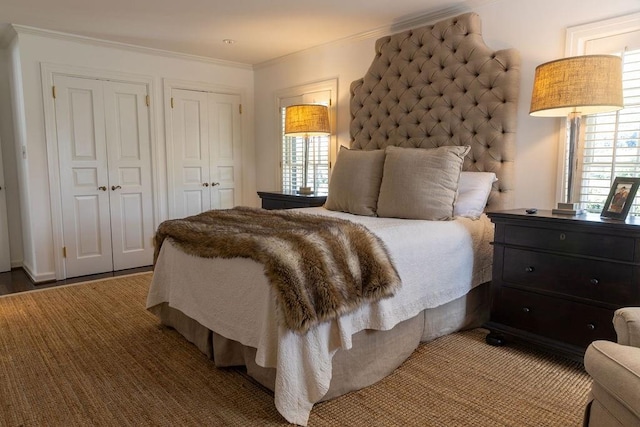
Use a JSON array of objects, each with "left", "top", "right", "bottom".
[
  {"left": 376, "top": 145, "right": 470, "bottom": 220},
  {"left": 325, "top": 147, "right": 386, "bottom": 216},
  {"left": 454, "top": 172, "right": 498, "bottom": 219}
]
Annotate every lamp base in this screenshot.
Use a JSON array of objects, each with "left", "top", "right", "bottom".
[
  {"left": 298, "top": 187, "right": 314, "bottom": 195},
  {"left": 552, "top": 202, "right": 584, "bottom": 216}
]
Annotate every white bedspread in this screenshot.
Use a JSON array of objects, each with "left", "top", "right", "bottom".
[{"left": 146, "top": 208, "right": 493, "bottom": 425}]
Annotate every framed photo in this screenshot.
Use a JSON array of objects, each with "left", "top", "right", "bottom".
[{"left": 601, "top": 177, "right": 640, "bottom": 220}]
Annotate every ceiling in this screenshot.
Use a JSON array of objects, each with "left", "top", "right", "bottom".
[{"left": 0, "top": 0, "right": 499, "bottom": 65}]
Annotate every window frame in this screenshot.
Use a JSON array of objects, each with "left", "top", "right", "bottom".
[{"left": 275, "top": 79, "right": 338, "bottom": 194}]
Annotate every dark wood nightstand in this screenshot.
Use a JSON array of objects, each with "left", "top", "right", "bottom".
[
  {"left": 257, "top": 191, "right": 327, "bottom": 210},
  {"left": 485, "top": 209, "right": 640, "bottom": 360}
]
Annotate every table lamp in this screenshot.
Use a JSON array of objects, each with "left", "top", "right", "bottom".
[
  {"left": 284, "top": 104, "right": 330, "bottom": 194},
  {"left": 530, "top": 54, "right": 623, "bottom": 215}
]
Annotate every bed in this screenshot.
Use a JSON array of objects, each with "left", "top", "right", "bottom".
[{"left": 147, "top": 12, "right": 520, "bottom": 426}]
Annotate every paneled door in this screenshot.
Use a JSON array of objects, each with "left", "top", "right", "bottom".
[
  {"left": 169, "top": 89, "right": 242, "bottom": 218},
  {"left": 0, "top": 138, "right": 10, "bottom": 272},
  {"left": 54, "top": 75, "right": 154, "bottom": 278}
]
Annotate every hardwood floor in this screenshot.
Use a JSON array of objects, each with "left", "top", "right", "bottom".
[{"left": 0, "top": 266, "right": 153, "bottom": 297}]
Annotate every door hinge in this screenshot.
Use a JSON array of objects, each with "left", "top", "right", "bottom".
[
  {"left": 239, "top": 104, "right": 242, "bottom": 114},
  {"left": 145, "top": 95, "right": 150, "bottom": 107},
  {"left": 329, "top": 98, "right": 332, "bottom": 106},
  {"left": 171, "top": 97, "right": 174, "bottom": 109},
  {"left": 62, "top": 246, "right": 67, "bottom": 258},
  {"left": 52, "top": 86, "right": 57, "bottom": 99}
]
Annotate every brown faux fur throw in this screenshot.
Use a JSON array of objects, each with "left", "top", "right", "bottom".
[{"left": 154, "top": 207, "right": 401, "bottom": 333}]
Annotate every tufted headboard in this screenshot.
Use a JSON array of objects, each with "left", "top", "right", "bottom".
[{"left": 350, "top": 12, "right": 520, "bottom": 211}]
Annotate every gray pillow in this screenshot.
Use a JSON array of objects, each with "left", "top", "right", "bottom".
[
  {"left": 377, "top": 145, "right": 471, "bottom": 220},
  {"left": 325, "top": 147, "right": 386, "bottom": 216}
]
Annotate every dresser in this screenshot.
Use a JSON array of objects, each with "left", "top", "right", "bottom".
[
  {"left": 485, "top": 209, "right": 640, "bottom": 360},
  {"left": 257, "top": 191, "right": 327, "bottom": 210}
]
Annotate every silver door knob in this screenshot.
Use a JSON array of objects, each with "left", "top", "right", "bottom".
[
  {"left": 98, "top": 186, "right": 107, "bottom": 191},
  {"left": 111, "top": 185, "right": 122, "bottom": 191}
]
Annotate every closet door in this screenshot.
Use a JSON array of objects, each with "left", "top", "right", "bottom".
[
  {"left": 169, "top": 89, "right": 242, "bottom": 217},
  {"left": 208, "top": 93, "right": 242, "bottom": 209},
  {"left": 54, "top": 75, "right": 113, "bottom": 277},
  {"left": 103, "top": 81, "right": 154, "bottom": 270},
  {"left": 0, "top": 138, "right": 10, "bottom": 272},
  {"left": 170, "top": 89, "right": 211, "bottom": 218}
]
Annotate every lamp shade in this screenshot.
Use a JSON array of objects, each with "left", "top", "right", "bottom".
[
  {"left": 529, "top": 54, "right": 624, "bottom": 117},
  {"left": 284, "top": 104, "right": 330, "bottom": 136}
]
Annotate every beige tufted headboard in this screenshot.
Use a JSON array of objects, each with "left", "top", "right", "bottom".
[{"left": 350, "top": 12, "right": 520, "bottom": 211}]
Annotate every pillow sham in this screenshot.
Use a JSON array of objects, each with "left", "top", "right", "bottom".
[
  {"left": 454, "top": 172, "right": 498, "bottom": 219},
  {"left": 324, "top": 147, "right": 386, "bottom": 216},
  {"left": 376, "top": 145, "right": 470, "bottom": 220}
]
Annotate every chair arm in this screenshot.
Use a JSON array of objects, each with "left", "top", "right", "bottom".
[
  {"left": 614, "top": 307, "right": 640, "bottom": 347},
  {"left": 584, "top": 340, "right": 640, "bottom": 420}
]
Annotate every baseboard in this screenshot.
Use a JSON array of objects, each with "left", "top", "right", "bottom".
[{"left": 21, "top": 263, "right": 57, "bottom": 284}]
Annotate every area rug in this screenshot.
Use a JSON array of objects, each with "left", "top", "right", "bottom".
[{"left": 0, "top": 273, "right": 591, "bottom": 426}]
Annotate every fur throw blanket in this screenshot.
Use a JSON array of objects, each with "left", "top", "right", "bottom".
[{"left": 154, "top": 207, "right": 401, "bottom": 333}]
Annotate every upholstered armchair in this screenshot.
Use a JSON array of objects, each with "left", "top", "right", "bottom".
[{"left": 583, "top": 307, "right": 640, "bottom": 426}]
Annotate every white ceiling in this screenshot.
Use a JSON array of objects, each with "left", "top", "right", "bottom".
[{"left": 0, "top": 0, "right": 498, "bottom": 65}]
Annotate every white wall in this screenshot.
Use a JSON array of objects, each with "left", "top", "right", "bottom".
[
  {"left": 254, "top": 0, "right": 640, "bottom": 210},
  {"left": 3, "top": 30, "right": 255, "bottom": 281}
]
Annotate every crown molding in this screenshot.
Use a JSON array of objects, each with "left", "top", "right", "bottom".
[
  {"left": 254, "top": 5, "right": 470, "bottom": 70},
  {"left": 10, "top": 24, "right": 253, "bottom": 70}
]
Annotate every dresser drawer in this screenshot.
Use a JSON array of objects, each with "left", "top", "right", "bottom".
[
  {"left": 491, "top": 287, "right": 616, "bottom": 348},
  {"left": 502, "top": 247, "right": 638, "bottom": 305},
  {"left": 503, "top": 224, "right": 634, "bottom": 261}
]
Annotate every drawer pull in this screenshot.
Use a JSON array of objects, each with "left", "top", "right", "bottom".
[
  {"left": 587, "top": 323, "right": 596, "bottom": 331},
  {"left": 525, "top": 266, "right": 535, "bottom": 273},
  {"left": 559, "top": 233, "right": 566, "bottom": 241},
  {"left": 522, "top": 307, "right": 531, "bottom": 313},
  {"left": 590, "top": 278, "right": 599, "bottom": 285}
]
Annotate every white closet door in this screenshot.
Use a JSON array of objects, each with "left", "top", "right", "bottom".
[
  {"left": 170, "top": 89, "right": 211, "bottom": 218},
  {"left": 54, "top": 75, "right": 113, "bottom": 277},
  {"left": 0, "top": 138, "right": 10, "bottom": 272},
  {"left": 208, "top": 93, "right": 242, "bottom": 209},
  {"left": 104, "top": 81, "right": 154, "bottom": 270}
]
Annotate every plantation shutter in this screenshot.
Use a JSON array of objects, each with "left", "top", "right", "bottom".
[
  {"left": 577, "top": 35, "right": 640, "bottom": 214},
  {"left": 279, "top": 90, "right": 331, "bottom": 194}
]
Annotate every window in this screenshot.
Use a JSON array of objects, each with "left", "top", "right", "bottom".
[
  {"left": 567, "top": 14, "right": 640, "bottom": 214},
  {"left": 277, "top": 80, "right": 336, "bottom": 195},
  {"left": 579, "top": 49, "right": 640, "bottom": 213}
]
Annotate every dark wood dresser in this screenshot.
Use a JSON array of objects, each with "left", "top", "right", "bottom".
[
  {"left": 257, "top": 191, "right": 327, "bottom": 210},
  {"left": 485, "top": 209, "right": 640, "bottom": 360}
]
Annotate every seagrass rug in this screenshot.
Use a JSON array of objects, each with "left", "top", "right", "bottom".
[{"left": 0, "top": 273, "right": 591, "bottom": 426}]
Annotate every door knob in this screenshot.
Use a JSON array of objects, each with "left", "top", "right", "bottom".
[
  {"left": 98, "top": 186, "right": 107, "bottom": 191},
  {"left": 211, "top": 182, "right": 220, "bottom": 186},
  {"left": 202, "top": 183, "right": 209, "bottom": 187},
  {"left": 111, "top": 185, "right": 122, "bottom": 191}
]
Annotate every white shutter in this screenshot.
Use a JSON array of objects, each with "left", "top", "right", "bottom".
[{"left": 578, "top": 48, "right": 640, "bottom": 214}]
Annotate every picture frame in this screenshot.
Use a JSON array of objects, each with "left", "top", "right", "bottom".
[{"left": 600, "top": 177, "right": 640, "bottom": 220}]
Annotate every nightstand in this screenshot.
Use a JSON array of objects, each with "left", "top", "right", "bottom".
[
  {"left": 485, "top": 209, "right": 640, "bottom": 360},
  {"left": 257, "top": 191, "right": 327, "bottom": 210}
]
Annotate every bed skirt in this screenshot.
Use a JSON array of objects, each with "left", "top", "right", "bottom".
[{"left": 149, "top": 281, "right": 489, "bottom": 401}]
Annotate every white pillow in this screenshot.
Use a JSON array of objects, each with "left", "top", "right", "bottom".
[{"left": 454, "top": 172, "right": 497, "bottom": 219}]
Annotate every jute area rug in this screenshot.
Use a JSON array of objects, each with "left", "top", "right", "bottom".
[{"left": 0, "top": 273, "right": 591, "bottom": 426}]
